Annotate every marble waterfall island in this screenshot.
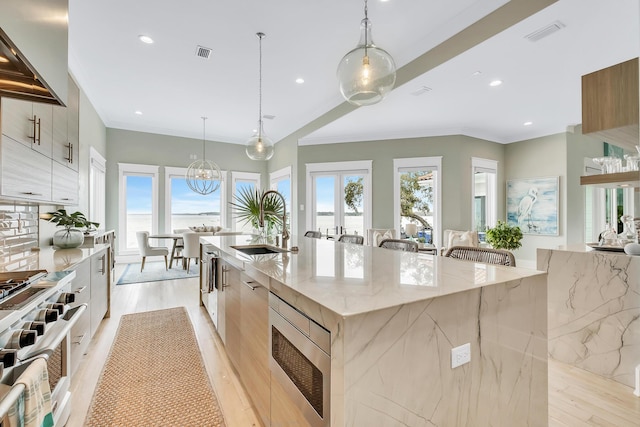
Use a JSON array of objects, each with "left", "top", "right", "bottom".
[
  {"left": 203, "top": 235, "right": 548, "bottom": 427},
  {"left": 538, "top": 246, "right": 640, "bottom": 389}
]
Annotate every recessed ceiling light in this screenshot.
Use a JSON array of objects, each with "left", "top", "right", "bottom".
[
  {"left": 524, "top": 121, "right": 533, "bottom": 126},
  {"left": 135, "top": 110, "right": 143, "bottom": 115},
  {"left": 472, "top": 71, "right": 482, "bottom": 76},
  {"left": 0, "top": 56, "right": 8, "bottom": 63},
  {"left": 295, "top": 78, "right": 305, "bottom": 84},
  {"left": 138, "top": 35, "right": 154, "bottom": 44},
  {"left": 489, "top": 80, "right": 502, "bottom": 87}
]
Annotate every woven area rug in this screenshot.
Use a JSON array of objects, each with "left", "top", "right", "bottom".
[
  {"left": 116, "top": 261, "right": 198, "bottom": 285},
  {"left": 85, "top": 307, "right": 226, "bottom": 426}
]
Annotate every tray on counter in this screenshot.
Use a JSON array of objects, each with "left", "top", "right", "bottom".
[{"left": 586, "top": 243, "right": 626, "bottom": 252}]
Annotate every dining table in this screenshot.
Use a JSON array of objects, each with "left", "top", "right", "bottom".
[{"left": 148, "top": 234, "right": 184, "bottom": 269}]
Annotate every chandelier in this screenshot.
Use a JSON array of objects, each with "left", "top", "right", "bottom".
[
  {"left": 246, "top": 32, "right": 275, "bottom": 161},
  {"left": 186, "top": 117, "right": 222, "bottom": 195},
  {"left": 337, "top": 0, "right": 396, "bottom": 106}
]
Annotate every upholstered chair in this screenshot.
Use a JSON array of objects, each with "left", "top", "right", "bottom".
[
  {"left": 338, "top": 234, "right": 364, "bottom": 245},
  {"left": 136, "top": 231, "right": 169, "bottom": 272}
]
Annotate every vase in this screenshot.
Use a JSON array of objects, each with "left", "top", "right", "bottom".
[{"left": 53, "top": 228, "right": 85, "bottom": 249}]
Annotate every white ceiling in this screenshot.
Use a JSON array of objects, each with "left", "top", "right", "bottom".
[{"left": 68, "top": 0, "right": 639, "bottom": 148}]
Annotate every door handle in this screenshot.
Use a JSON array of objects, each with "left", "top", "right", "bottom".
[{"left": 242, "top": 280, "right": 259, "bottom": 290}]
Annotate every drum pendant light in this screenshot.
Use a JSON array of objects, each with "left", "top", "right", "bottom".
[
  {"left": 246, "top": 32, "right": 274, "bottom": 161},
  {"left": 337, "top": 0, "right": 396, "bottom": 106},
  {"left": 186, "top": 117, "right": 222, "bottom": 195}
]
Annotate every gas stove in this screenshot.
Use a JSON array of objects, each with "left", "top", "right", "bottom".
[{"left": 0, "top": 270, "right": 48, "bottom": 309}]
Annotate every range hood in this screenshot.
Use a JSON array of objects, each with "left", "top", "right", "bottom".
[{"left": 0, "top": 28, "right": 62, "bottom": 105}]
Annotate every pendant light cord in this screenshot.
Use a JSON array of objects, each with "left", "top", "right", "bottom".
[
  {"left": 364, "top": 0, "right": 369, "bottom": 55},
  {"left": 257, "top": 32, "right": 265, "bottom": 137},
  {"left": 201, "top": 116, "right": 207, "bottom": 158}
]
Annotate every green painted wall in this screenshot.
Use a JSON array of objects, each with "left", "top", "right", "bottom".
[
  {"left": 105, "top": 128, "right": 267, "bottom": 239},
  {"left": 297, "top": 135, "right": 506, "bottom": 242}
]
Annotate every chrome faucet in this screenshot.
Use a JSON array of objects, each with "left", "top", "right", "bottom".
[{"left": 259, "top": 190, "right": 289, "bottom": 249}]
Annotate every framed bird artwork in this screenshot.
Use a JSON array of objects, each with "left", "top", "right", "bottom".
[{"left": 506, "top": 177, "right": 559, "bottom": 235}]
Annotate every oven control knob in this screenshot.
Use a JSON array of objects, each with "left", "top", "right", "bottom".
[
  {"left": 6, "top": 330, "right": 37, "bottom": 349},
  {"left": 57, "top": 292, "right": 75, "bottom": 304},
  {"left": 44, "top": 303, "right": 66, "bottom": 315},
  {"left": 35, "top": 308, "right": 59, "bottom": 323},
  {"left": 0, "top": 349, "right": 17, "bottom": 368},
  {"left": 23, "top": 321, "right": 46, "bottom": 336}
]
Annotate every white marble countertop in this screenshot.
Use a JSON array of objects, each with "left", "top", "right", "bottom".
[
  {"left": 549, "top": 243, "right": 637, "bottom": 256},
  {"left": 31, "top": 245, "right": 111, "bottom": 272},
  {"left": 201, "top": 235, "right": 546, "bottom": 317}
]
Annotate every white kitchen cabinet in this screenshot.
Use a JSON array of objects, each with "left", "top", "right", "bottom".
[
  {"left": 0, "top": 135, "right": 52, "bottom": 201},
  {"left": 89, "top": 248, "right": 109, "bottom": 337},
  {"left": 51, "top": 76, "right": 79, "bottom": 172},
  {"left": 52, "top": 161, "right": 79, "bottom": 205},
  {"left": 0, "top": 97, "right": 53, "bottom": 157},
  {"left": 66, "top": 257, "right": 91, "bottom": 377}
]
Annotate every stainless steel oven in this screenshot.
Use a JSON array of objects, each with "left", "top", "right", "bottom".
[
  {"left": 0, "top": 270, "right": 83, "bottom": 426},
  {"left": 269, "top": 292, "right": 330, "bottom": 427}
]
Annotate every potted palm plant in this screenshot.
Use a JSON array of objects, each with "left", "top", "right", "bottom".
[
  {"left": 485, "top": 220, "right": 523, "bottom": 251},
  {"left": 229, "top": 188, "right": 284, "bottom": 236},
  {"left": 47, "top": 209, "right": 100, "bottom": 248}
]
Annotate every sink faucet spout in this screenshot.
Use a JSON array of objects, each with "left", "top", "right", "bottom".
[{"left": 259, "top": 190, "right": 289, "bottom": 249}]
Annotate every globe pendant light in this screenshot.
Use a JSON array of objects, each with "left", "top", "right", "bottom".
[
  {"left": 337, "top": 0, "right": 396, "bottom": 106},
  {"left": 246, "top": 32, "right": 274, "bottom": 161},
  {"left": 186, "top": 117, "right": 222, "bottom": 195}
]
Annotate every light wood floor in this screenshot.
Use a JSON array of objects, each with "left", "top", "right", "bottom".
[{"left": 67, "top": 266, "right": 640, "bottom": 427}]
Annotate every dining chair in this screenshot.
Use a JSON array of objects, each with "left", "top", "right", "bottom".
[
  {"left": 136, "top": 231, "right": 169, "bottom": 271},
  {"left": 182, "top": 231, "right": 201, "bottom": 271},
  {"left": 304, "top": 230, "right": 322, "bottom": 239},
  {"left": 338, "top": 234, "right": 364, "bottom": 245},
  {"left": 444, "top": 245, "right": 516, "bottom": 266},
  {"left": 378, "top": 238, "right": 419, "bottom": 252}
]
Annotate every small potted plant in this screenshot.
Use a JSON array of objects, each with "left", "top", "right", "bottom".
[
  {"left": 47, "top": 209, "right": 100, "bottom": 248},
  {"left": 485, "top": 220, "right": 523, "bottom": 251},
  {"left": 229, "top": 188, "right": 284, "bottom": 237}
]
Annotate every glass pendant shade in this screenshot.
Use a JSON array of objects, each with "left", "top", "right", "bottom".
[
  {"left": 186, "top": 117, "right": 222, "bottom": 195},
  {"left": 337, "top": 17, "right": 396, "bottom": 106},
  {"left": 246, "top": 121, "right": 274, "bottom": 161}
]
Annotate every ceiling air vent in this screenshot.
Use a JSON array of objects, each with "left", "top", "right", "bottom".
[
  {"left": 195, "top": 45, "right": 213, "bottom": 59},
  {"left": 524, "top": 20, "right": 566, "bottom": 42},
  {"left": 262, "top": 114, "right": 275, "bottom": 120},
  {"left": 411, "top": 86, "right": 432, "bottom": 96}
]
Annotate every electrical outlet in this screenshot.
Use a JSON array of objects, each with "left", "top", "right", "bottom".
[{"left": 451, "top": 343, "right": 471, "bottom": 369}]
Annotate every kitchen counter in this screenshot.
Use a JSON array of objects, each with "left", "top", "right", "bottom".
[
  {"left": 202, "top": 234, "right": 545, "bottom": 317},
  {"left": 538, "top": 245, "right": 639, "bottom": 389},
  {"left": 32, "top": 245, "right": 111, "bottom": 272},
  {"left": 202, "top": 235, "right": 549, "bottom": 426}
]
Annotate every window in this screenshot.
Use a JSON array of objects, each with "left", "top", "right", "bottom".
[
  {"left": 306, "top": 161, "right": 372, "bottom": 237},
  {"left": 270, "top": 166, "right": 292, "bottom": 231},
  {"left": 231, "top": 172, "right": 261, "bottom": 232},
  {"left": 471, "top": 158, "right": 497, "bottom": 241},
  {"left": 118, "top": 163, "right": 159, "bottom": 253},
  {"left": 89, "top": 147, "right": 106, "bottom": 229},
  {"left": 393, "top": 157, "right": 441, "bottom": 247},
  {"left": 165, "top": 166, "right": 226, "bottom": 232}
]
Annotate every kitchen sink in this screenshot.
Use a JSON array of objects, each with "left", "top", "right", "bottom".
[{"left": 231, "top": 244, "right": 288, "bottom": 255}]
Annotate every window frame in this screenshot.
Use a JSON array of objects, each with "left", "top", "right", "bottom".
[
  {"left": 118, "top": 162, "right": 160, "bottom": 255},
  {"left": 270, "top": 165, "right": 293, "bottom": 233},
  {"left": 305, "top": 160, "right": 372, "bottom": 236},
  {"left": 164, "top": 166, "right": 227, "bottom": 232},
  {"left": 231, "top": 171, "right": 261, "bottom": 232},
  {"left": 89, "top": 147, "right": 106, "bottom": 229},
  {"left": 393, "top": 157, "right": 442, "bottom": 248},
  {"left": 471, "top": 157, "right": 498, "bottom": 234}
]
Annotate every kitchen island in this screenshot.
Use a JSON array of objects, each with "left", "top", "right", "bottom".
[
  {"left": 201, "top": 235, "right": 548, "bottom": 427},
  {"left": 538, "top": 245, "right": 640, "bottom": 389}
]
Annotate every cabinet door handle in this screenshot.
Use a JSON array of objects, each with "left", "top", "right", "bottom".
[
  {"left": 74, "top": 286, "right": 87, "bottom": 294},
  {"left": 72, "top": 333, "right": 86, "bottom": 345},
  {"left": 29, "top": 115, "right": 37, "bottom": 142},
  {"left": 65, "top": 143, "right": 72, "bottom": 162},
  {"left": 100, "top": 255, "right": 106, "bottom": 274},
  {"left": 242, "top": 280, "right": 260, "bottom": 290},
  {"left": 21, "top": 192, "right": 43, "bottom": 196},
  {"left": 37, "top": 117, "right": 41, "bottom": 145},
  {"left": 221, "top": 266, "right": 229, "bottom": 289}
]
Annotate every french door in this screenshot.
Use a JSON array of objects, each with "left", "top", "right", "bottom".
[{"left": 306, "top": 161, "right": 372, "bottom": 237}]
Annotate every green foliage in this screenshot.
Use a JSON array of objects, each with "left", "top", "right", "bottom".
[
  {"left": 344, "top": 177, "right": 363, "bottom": 213},
  {"left": 229, "top": 188, "right": 284, "bottom": 234},
  {"left": 485, "top": 220, "right": 523, "bottom": 250},
  {"left": 47, "top": 209, "right": 99, "bottom": 230},
  {"left": 400, "top": 172, "right": 432, "bottom": 218}
]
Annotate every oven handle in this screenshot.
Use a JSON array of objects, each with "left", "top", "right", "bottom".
[{"left": 20, "top": 304, "right": 87, "bottom": 361}]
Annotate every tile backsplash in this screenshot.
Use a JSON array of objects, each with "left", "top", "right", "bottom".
[{"left": 0, "top": 201, "right": 39, "bottom": 271}]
